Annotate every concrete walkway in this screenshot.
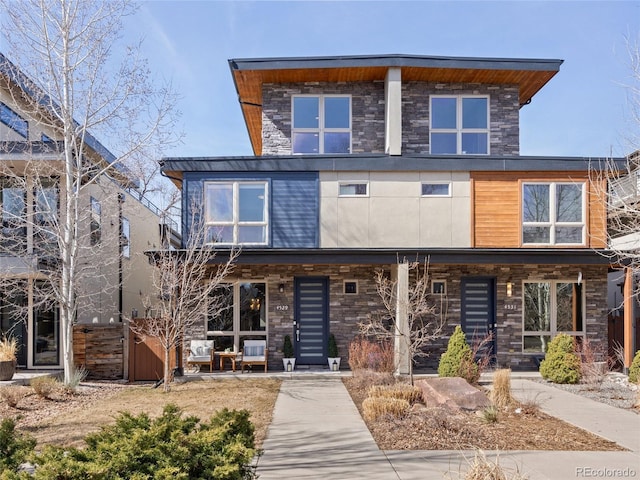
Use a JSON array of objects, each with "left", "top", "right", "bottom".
[{"left": 256, "top": 376, "right": 640, "bottom": 480}]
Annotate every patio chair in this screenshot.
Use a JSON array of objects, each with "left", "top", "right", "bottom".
[
  {"left": 240, "top": 339, "right": 268, "bottom": 373},
  {"left": 185, "top": 339, "right": 215, "bottom": 372}
]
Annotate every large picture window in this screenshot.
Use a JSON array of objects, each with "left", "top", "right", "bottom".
[
  {"left": 523, "top": 281, "right": 584, "bottom": 353},
  {"left": 207, "top": 282, "right": 267, "bottom": 353},
  {"left": 292, "top": 95, "right": 351, "bottom": 154},
  {"left": 522, "top": 182, "right": 585, "bottom": 245},
  {"left": 205, "top": 181, "right": 268, "bottom": 245},
  {"left": 430, "top": 96, "right": 488, "bottom": 154}
]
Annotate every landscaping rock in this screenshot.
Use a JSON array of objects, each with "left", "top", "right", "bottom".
[{"left": 416, "top": 377, "right": 491, "bottom": 411}]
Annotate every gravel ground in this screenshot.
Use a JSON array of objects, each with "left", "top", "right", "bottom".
[{"left": 535, "top": 372, "right": 639, "bottom": 411}]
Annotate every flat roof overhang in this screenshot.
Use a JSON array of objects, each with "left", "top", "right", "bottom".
[
  {"left": 161, "top": 154, "right": 624, "bottom": 185},
  {"left": 146, "top": 248, "right": 614, "bottom": 266},
  {"left": 228, "top": 54, "right": 563, "bottom": 155}
]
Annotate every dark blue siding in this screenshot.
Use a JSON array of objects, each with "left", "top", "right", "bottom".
[{"left": 183, "top": 172, "right": 318, "bottom": 248}]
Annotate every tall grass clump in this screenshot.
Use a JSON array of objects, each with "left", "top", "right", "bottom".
[
  {"left": 367, "top": 383, "right": 422, "bottom": 404},
  {"left": 489, "top": 369, "right": 514, "bottom": 408},
  {"left": 362, "top": 396, "right": 410, "bottom": 422}
]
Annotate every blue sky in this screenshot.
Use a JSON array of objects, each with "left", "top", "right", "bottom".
[{"left": 123, "top": 1, "right": 640, "bottom": 159}]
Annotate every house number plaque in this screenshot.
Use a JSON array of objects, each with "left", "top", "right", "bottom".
[
  {"left": 504, "top": 304, "right": 517, "bottom": 311},
  {"left": 275, "top": 305, "right": 289, "bottom": 311}
]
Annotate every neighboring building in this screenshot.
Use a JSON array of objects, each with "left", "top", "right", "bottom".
[
  {"left": 0, "top": 52, "right": 173, "bottom": 372},
  {"left": 162, "top": 54, "right": 620, "bottom": 372}
]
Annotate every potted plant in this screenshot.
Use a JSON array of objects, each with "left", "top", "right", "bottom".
[
  {"left": 327, "top": 333, "right": 341, "bottom": 371},
  {"left": 282, "top": 334, "right": 295, "bottom": 371},
  {"left": 0, "top": 335, "right": 18, "bottom": 381}
]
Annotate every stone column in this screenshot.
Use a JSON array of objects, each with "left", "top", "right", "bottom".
[{"left": 384, "top": 67, "right": 402, "bottom": 156}]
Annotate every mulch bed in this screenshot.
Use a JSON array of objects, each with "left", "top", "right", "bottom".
[{"left": 343, "top": 376, "right": 626, "bottom": 451}]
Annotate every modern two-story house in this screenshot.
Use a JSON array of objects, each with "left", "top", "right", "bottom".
[
  {"left": 162, "top": 54, "right": 619, "bottom": 372},
  {"left": 0, "top": 52, "right": 174, "bottom": 373}
]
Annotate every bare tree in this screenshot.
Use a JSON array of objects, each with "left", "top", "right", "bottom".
[
  {"left": 131, "top": 206, "right": 239, "bottom": 392},
  {"left": 0, "top": 0, "right": 178, "bottom": 385},
  {"left": 360, "top": 260, "right": 447, "bottom": 384},
  {"left": 588, "top": 34, "right": 640, "bottom": 371}
]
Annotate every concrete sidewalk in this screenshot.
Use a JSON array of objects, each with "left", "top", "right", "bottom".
[{"left": 255, "top": 376, "right": 640, "bottom": 480}]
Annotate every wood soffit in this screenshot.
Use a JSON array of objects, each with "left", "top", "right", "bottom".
[{"left": 231, "top": 63, "right": 561, "bottom": 156}]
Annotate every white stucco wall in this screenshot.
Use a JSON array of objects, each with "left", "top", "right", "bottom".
[{"left": 319, "top": 171, "right": 471, "bottom": 248}]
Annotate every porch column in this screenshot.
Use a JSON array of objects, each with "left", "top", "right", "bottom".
[
  {"left": 395, "top": 261, "right": 410, "bottom": 375},
  {"left": 623, "top": 266, "right": 634, "bottom": 372}
]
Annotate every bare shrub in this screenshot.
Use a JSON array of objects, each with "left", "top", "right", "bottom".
[
  {"left": 367, "top": 383, "right": 422, "bottom": 404},
  {"left": 517, "top": 393, "right": 543, "bottom": 416},
  {"left": 576, "top": 338, "right": 608, "bottom": 387},
  {"left": 350, "top": 368, "right": 395, "bottom": 390},
  {"left": 463, "top": 450, "right": 528, "bottom": 480},
  {"left": 489, "top": 369, "right": 514, "bottom": 408},
  {"left": 30, "top": 376, "right": 59, "bottom": 399},
  {"left": 348, "top": 337, "right": 395, "bottom": 373},
  {"left": 362, "top": 396, "right": 410, "bottom": 422},
  {"left": 0, "top": 386, "right": 28, "bottom": 408}
]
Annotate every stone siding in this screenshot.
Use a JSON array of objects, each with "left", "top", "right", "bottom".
[
  {"left": 262, "top": 81, "right": 520, "bottom": 156},
  {"left": 185, "top": 263, "right": 608, "bottom": 372},
  {"left": 262, "top": 82, "right": 385, "bottom": 155},
  {"left": 402, "top": 82, "right": 520, "bottom": 156}
]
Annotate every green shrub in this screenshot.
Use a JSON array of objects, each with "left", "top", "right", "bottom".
[
  {"left": 283, "top": 335, "right": 294, "bottom": 358},
  {"left": 539, "top": 334, "right": 581, "bottom": 384},
  {"left": 30, "top": 404, "right": 256, "bottom": 480},
  {"left": 629, "top": 350, "right": 640, "bottom": 384},
  {"left": 328, "top": 334, "right": 339, "bottom": 357},
  {"left": 0, "top": 418, "right": 36, "bottom": 474},
  {"left": 438, "top": 326, "right": 479, "bottom": 383}
]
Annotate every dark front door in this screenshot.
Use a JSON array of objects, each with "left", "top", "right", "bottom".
[
  {"left": 461, "top": 277, "right": 497, "bottom": 362},
  {"left": 294, "top": 277, "right": 329, "bottom": 365}
]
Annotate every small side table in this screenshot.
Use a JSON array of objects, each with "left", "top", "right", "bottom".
[{"left": 218, "top": 352, "right": 238, "bottom": 372}]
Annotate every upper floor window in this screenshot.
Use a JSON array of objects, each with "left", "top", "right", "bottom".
[
  {"left": 421, "top": 182, "right": 451, "bottom": 197},
  {"left": 522, "top": 182, "right": 585, "bottom": 245},
  {"left": 205, "top": 181, "right": 268, "bottom": 245},
  {"left": 34, "top": 178, "right": 59, "bottom": 253},
  {"left": 292, "top": 95, "right": 351, "bottom": 154},
  {"left": 338, "top": 182, "right": 368, "bottom": 197},
  {"left": 90, "top": 196, "right": 101, "bottom": 246},
  {"left": 0, "top": 102, "right": 28, "bottom": 139},
  {"left": 430, "top": 96, "right": 488, "bottom": 155},
  {"left": 0, "top": 179, "right": 26, "bottom": 251},
  {"left": 122, "top": 217, "right": 130, "bottom": 259}
]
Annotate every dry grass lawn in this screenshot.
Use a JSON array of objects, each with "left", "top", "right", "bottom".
[{"left": 2, "top": 377, "right": 281, "bottom": 449}]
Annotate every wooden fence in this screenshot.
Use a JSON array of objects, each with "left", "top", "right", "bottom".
[{"left": 73, "top": 324, "right": 124, "bottom": 380}]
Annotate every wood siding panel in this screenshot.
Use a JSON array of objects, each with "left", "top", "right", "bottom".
[
  {"left": 473, "top": 176, "right": 520, "bottom": 247},
  {"left": 472, "top": 172, "right": 607, "bottom": 249}
]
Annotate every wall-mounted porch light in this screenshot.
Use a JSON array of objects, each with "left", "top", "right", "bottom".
[
  {"left": 278, "top": 283, "right": 285, "bottom": 293},
  {"left": 506, "top": 280, "right": 513, "bottom": 297}
]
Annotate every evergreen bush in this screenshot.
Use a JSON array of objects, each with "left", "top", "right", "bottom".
[
  {"left": 0, "top": 418, "right": 36, "bottom": 474},
  {"left": 629, "top": 350, "right": 640, "bottom": 384},
  {"left": 539, "top": 334, "right": 581, "bottom": 384},
  {"left": 437, "top": 325, "right": 479, "bottom": 383},
  {"left": 283, "top": 335, "right": 294, "bottom": 358},
  {"left": 328, "top": 334, "right": 339, "bottom": 357},
  {"left": 28, "top": 404, "right": 256, "bottom": 480}
]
